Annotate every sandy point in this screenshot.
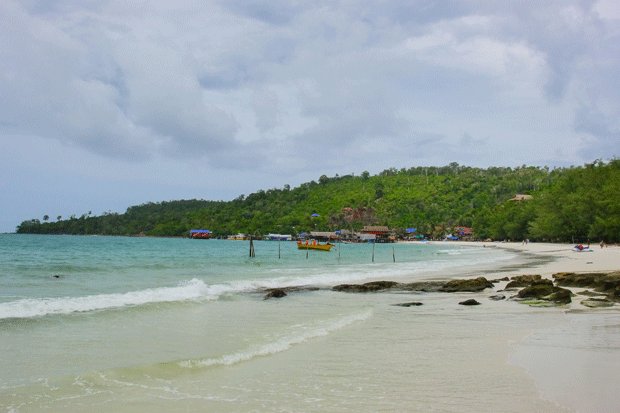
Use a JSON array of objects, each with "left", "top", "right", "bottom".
[{"left": 423, "top": 240, "right": 620, "bottom": 277}]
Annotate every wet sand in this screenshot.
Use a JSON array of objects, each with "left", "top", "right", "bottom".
[{"left": 430, "top": 241, "right": 620, "bottom": 413}]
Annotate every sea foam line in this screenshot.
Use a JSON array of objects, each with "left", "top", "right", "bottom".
[
  {"left": 0, "top": 278, "right": 220, "bottom": 319},
  {"left": 179, "top": 309, "right": 373, "bottom": 369}
]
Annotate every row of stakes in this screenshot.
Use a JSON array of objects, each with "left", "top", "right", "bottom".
[{"left": 248, "top": 237, "right": 396, "bottom": 262}]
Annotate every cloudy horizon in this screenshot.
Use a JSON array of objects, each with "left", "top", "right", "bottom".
[{"left": 1, "top": 0, "right": 619, "bottom": 232}]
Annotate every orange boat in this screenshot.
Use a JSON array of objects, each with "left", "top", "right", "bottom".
[{"left": 297, "top": 240, "right": 333, "bottom": 251}]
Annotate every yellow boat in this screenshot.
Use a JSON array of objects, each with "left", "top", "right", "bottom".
[{"left": 297, "top": 240, "right": 333, "bottom": 251}]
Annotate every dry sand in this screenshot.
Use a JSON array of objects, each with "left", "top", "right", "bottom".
[{"left": 439, "top": 240, "right": 619, "bottom": 277}]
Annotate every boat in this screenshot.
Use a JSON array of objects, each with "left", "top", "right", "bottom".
[{"left": 297, "top": 240, "right": 333, "bottom": 251}]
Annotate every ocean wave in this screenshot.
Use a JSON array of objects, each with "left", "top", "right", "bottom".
[
  {"left": 179, "top": 309, "right": 373, "bottom": 369},
  {"left": 0, "top": 279, "right": 219, "bottom": 320}
]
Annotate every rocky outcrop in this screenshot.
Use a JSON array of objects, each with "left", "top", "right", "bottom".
[
  {"left": 544, "top": 288, "right": 573, "bottom": 304},
  {"left": 399, "top": 281, "right": 446, "bottom": 292},
  {"left": 333, "top": 278, "right": 495, "bottom": 294},
  {"left": 505, "top": 274, "right": 542, "bottom": 289},
  {"left": 553, "top": 272, "right": 620, "bottom": 301},
  {"left": 553, "top": 272, "right": 607, "bottom": 287},
  {"left": 490, "top": 277, "right": 510, "bottom": 283},
  {"left": 439, "top": 277, "right": 494, "bottom": 292},
  {"left": 332, "top": 281, "right": 400, "bottom": 293},
  {"left": 489, "top": 294, "right": 506, "bottom": 301},
  {"left": 392, "top": 302, "right": 423, "bottom": 307},
  {"left": 581, "top": 298, "right": 615, "bottom": 308},
  {"left": 516, "top": 280, "right": 572, "bottom": 304},
  {"left": 262, "top": 285, "right": 320, "bottom": 299},
  {"left": 264, "top": 289, "right": 287, "bottom": 300},
  {"left": 459, "top": 299, "right": 481, "bottom": 306}
]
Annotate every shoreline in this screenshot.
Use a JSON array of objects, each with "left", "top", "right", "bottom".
[
  {"left": 429, "top": 241, "right": 620, "bottom": 413},
  {"left": 422, "top": 240, "right": 620, "bottom": 277}
]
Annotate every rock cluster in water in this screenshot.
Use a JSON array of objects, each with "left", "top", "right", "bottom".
[
  {"left": 553, "top": 272, "right": 620, "bottom": 301},
  {"left": 262, "top": 271, "right": 619, "bottom": 309}
]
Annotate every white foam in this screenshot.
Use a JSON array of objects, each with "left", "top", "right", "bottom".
[
  {"left": 0, "top": 279, "right": 215, "bottom": 319},
  {"left": 179, "top": 309, "right": 373, "bottom": 368}
]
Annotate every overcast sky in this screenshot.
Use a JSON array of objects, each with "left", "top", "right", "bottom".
[{"left": 1, "top": 0, "right": 619, "bottom": 232}]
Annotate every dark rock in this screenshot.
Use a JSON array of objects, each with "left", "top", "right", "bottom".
[
  {"left": 440, "top": 277, "right": 493, "bottom": 292},
  {"left": 544, "top": 288, "right": 572, "bottom": 304},
  {"left": 399, "top": 281, "right": 446, "bottom": 292},
  {"left": 489, "top": 294, "right": 506, "bottom": 301},
  {"left": 553, "top": 272, "right": 620, "bottom": 301},
  {"left": 505, "top": 274, "right": 542, "bottom": 289},
  {"left": 332, "top": 281, "right": 400, "bottom": 293},
  {"left": 516, "top": 279, "right": 555, "bottom": 297},
  {"left": 581, "top": 298, "right": 615, "bottom": 308},
  {"left": 552, "top": 272, "right": 598, "bottom": 286},
  {"left": 264, "top": 289, "right": 287, "bottom": 300},
  {"left": 280, "top": 286, "right": 320, "bottom": 293},
  {"left": 576, "top": 290, "right": 605, "bottom": 297},
  {"left": 490, "top": 277, "right": 510, "bottom": 283},
  {"left": 392, "top": 302, "right": 423, "bottom": 307},
  {"left": 516, "top": 280, "right": 572, "bottom": 304},
  {"left": 459, "top": 299, "right": 481, "bottom": 306},
  {"left": 52, "top": 274, "right": 61, "bottom": 279}
]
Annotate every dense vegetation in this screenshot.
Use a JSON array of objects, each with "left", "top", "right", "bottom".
[{"left": 16, "top": 160, "right": 620, "bottom": 243}]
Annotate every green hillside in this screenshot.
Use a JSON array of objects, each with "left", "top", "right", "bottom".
[{"left": 16, "top": 160, "right": 620, "bottom": 243}]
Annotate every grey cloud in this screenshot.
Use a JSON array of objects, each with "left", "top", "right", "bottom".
[
  {"left": 575, "top": 106, "right": 620, "bottom": 159},
  {"left": 1, "top": 0, "right": 618, "bottom": 172}
]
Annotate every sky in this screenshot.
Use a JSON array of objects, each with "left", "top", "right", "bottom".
[{"left": 1, "top": 0, "right": 619, "bottom": 232}]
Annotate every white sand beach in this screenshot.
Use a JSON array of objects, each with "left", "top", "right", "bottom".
[
  {"left": 480, "top": 241, "right": 619, "bottom": 275},
  {"left": 434, "top": 241, "right": 620, "bottom": 413},
  {"left": 429, "top": 240, "right": 620, "bottom": 276}
]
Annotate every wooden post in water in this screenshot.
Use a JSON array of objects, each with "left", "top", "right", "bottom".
[
  {"left": 392, "top": 246, "right": 396, "bottom": 263},
  {"left": 249, "top": 237, "right": 255, "bottom": 258},
  {"left": 278, "top": 239, "right": 281, "bottom": 259},
  {"left": 372, "top": 241, "right": 376, "bottom": 262}
]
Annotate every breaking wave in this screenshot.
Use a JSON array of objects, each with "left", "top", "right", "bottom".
[
  {"left": 0, "top": 279, "right": 219, "bottom": 320},
  {"left": 179, "top": 309, "right": 373, "bottom": 369}
]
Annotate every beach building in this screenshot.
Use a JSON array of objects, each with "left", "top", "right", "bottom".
[
  {"left": 228, "top": 233, "right": 249, "bottom": 240},
  {"left": 309, "top": 231, "right": 339, "bottom": 242},
  {"left": 335, "top": 229, "right": 360, "bottom": 242},
  {"left": 189, "top": 229, "right": 212, "bottom": 239},
  {"left": 265, "top": 233, "right": 293, "bottom": 241},
  {"left": 509, "top": 194, "right": 533, "bottom": 201},
  {"left": 454, "top": 226, "right": 473, "bottom": 240},
  {"left": 361, "top": 226, "right": 394, "bottom": 242}
]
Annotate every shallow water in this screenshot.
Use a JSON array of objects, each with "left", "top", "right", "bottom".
[{"left": 1, "top": 234, "right": 618, "bottom": 412}]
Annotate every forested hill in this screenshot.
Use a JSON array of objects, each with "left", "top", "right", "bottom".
[{"left": 16, "top": 160, "right": 620, "bottom": 243}]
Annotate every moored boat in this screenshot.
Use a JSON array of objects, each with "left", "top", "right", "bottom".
[{"left": 297, "top": 240, "right": 333, "bottom": 251}]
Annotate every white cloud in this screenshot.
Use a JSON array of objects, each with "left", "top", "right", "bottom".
[{"left": 1, "top": 0, "right": 619, "bottom": 231}]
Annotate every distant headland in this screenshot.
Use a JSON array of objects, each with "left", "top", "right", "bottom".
[{"left": 15, "top": 160, "right": 620, "bottom": 244}]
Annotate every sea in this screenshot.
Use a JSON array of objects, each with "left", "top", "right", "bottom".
[{"left": 1, "top": 234, "right": 619, "bottom": 412}]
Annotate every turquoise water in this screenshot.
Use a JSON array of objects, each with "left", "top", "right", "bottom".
[
  {"left": 5, "top": 234, "right": 591, "bottom": 412},
  {"left": 0, "top": 234, "right": 512, "bottom": 317}
]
